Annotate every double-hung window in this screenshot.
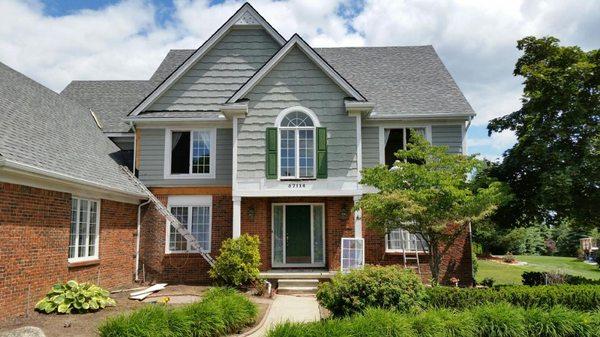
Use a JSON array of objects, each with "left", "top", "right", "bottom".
[
  {"left": 69, "top": 197, "right": 100, "bottom": 262},
  {"left": 166, "top": 196, "right": 212, "bottom": 253},
  {"left": 278, "top": 111, "right": 316, "bottom": 179},
  {"left": 382, "top": 127, "right": 430, "bottom": 167},
  {"left": 386, "top": 228, "right": 428, "bottom": 252},
  {"left": 166, "top": 129, "right": 216, "bottom": 178}
]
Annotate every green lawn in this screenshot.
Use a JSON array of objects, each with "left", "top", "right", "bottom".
[{"left": 476, "top": 255, "right": 600, "bottom": 285}]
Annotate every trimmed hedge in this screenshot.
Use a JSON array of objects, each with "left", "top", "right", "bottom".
[
  {"left": 98, "top": 288, "right": 257, "bottom": 337},
  {"left": 267, "top": 304, "right": 600, "bottom": 337},
  {"left": 425, "top": 285, "right": 600, "bottom": 311},
  {"left": 522, "top": 271, "right": 600, "bottom": 286},
  {"left": 316, "top": 265, "right": 426, "bottom": 317}
]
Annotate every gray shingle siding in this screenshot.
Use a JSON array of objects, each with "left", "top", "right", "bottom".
[
  {"left": 432, "top": 125, "right": 463, "bottom": 154},
  {"left": 139, "top": 128, "right": 232, "bottom": 186},
  {"left": 362, "top": 126, "right": 380, "bottom": 168},
  {"left": 237, "top": 46, "right": 358, "bottom": 180},
  {"left": 361, "top": 124, "right": 464, "bottom": 169},
  {"left": 147, "top": 28, "right": 280, "bottom": 112}
]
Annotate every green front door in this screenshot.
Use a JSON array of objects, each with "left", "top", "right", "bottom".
[{"left": 285, "top": 205, "right": 312, "bottom": 264}]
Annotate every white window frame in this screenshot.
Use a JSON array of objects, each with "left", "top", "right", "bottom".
[
  {"left": 68, "top": 197, "right": 100, "bottom": 263},
  {"left": 378, "top": 125, "right": 432, "bottom": 165},
  {"left": 165, "top": 195, "right": 213, "bottom": 254},
  {"left": 385, "top": 228, "right": 427, "bottom": 253},
  {"left": 271, "top": 203, "right": 326, "bottom": 268},
  {"left": 164, "top": 128, "right": 217, "bottom": 179},
  {"left": 275, "top": 107, "right": 321, "bottom": 180}
]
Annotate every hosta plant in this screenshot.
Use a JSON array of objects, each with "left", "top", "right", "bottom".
[{"left": 35, "top": 280, "right": 116, "bottom": 314}]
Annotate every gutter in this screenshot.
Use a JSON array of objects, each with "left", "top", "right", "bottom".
[
  {"left": 135, "top": 199, "right": 151, "bottom": 282},
  {"left": 2, "top": 158, "right": 146, "bottom": 199},
  {"left": 368, "top": 112, "right": 476, "bottom": 120},
  {"left": 123, "top": 116, "right": 227, "bottom": 123}
]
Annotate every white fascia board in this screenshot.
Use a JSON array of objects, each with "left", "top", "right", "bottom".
[
  {"left": 0, "top": 160, "right": 145, "bottom": 203},
  {"left": 124, "top": 116, "right": 227, "bottom": 123},
  {"left": 221, "top": 102, "right": 248, "bottom": 119},
  {"left": 104, "top": 132, "right": 134, "bottom": 138},
  {"left": 368, "top": 112, "right": 475, "bottom": 120},
  {"left": 346, "top": 101, "right": 375, "bottom": 116},
  {"left": 129, "top": 3, "right": 285, "bottom": 117},
  {"left": 228, "top": 34, "right": 367, "bottom": 103}
]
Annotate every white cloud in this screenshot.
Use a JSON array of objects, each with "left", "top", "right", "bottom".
[
  {"left": 0, "top": 0, "right": 598, "bottom": 159},
  {"left": 468, "top": 130, "right": 517, "bottom": 151}
]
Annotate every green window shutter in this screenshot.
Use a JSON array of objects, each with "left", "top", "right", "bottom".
[
  {"left": 316, "top": 127, "right": 327, "bottom": 178},
  {"left": 266, "top": 127, "right": 278, "bottom": 179}
]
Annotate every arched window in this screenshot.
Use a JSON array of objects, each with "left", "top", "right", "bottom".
[{"left": 277, "top": 108, "right": 318, "bottom": 179}]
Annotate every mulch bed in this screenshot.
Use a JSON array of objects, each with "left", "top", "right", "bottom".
[{"left": 0, "top": 285, "right": 271, "bottom": 337}]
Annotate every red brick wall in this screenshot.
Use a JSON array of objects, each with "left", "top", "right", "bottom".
[
  {"left": 137, "top": 193, "right": 472, "bottom": 286},
  {"left": 0, "top": 183, "right": 138, "bottom": 323},
  {"left": 240, "top": 197, "right": 355, "bottom": 271},
  {"left": 364, "top": 223, "right": 474, "bottom": 286},
  {"left": 239, "top": 196, "right": 472, "bottom": 285},
  {"left": 139, "top": 192, "right": 232, "bottom": 284}
]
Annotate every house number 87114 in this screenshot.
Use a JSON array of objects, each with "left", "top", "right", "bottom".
[{"left": 288, "top": 183, "right": 306, "bottom": 188}]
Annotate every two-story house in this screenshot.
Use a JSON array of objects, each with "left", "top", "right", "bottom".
[{"left": 62, "top": 3, "right": 475, "bottom": 285}]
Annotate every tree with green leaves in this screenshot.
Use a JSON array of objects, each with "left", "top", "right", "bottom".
[
  {"left": 488, "top": 36, "right": 600, "bottom": 230},
  {"left": 356, "top": 133, "right": 508, "bottom": 284}
]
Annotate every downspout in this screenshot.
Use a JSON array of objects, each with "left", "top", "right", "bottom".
[
  {"left": 130, "top": 121, "right": 137, "bottom": 173},
  {"left": 135, "top": 199, "right": 151, "bottom": 282}
]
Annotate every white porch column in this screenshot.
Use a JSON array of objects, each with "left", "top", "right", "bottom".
[
  {"left": 232, "top": 196, "right": 241, "bottom": 238},
  {"left": 353, "top": 195, "right": 362, "bottom": 238}
]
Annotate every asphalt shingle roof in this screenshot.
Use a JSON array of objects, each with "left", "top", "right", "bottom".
[
  {"left": 61, "top": 80, "right": 155, "bottom": 133},
  {"left": 145, "top": 46, "right": 474, "bottom": 116},
  {"left": 0, "top": 62, "right": 144, "bottom": 197},
  {"left": 316, "top": 46, "right": 474, "bottom": 116},
  {"left": 62, "top": 45, "right": 474, "bottom": 133}
]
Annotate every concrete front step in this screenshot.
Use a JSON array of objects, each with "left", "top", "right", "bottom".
[{"left": 278, "top": 279, "right": 319, "bottom": 295}]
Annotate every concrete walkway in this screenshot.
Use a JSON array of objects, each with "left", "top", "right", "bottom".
[{"left": 246, "top": 295, "right": 320, "bottom": 337}]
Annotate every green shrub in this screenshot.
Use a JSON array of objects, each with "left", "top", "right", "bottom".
[
  {"left": 522, "top": 271, "right": 600, "bottom": 286},
  {"left": 209, "top": 234, "right": 261, "bottom": 287},
  {"left": 523, "top": 271, "right": 547, "bottom": 286},
  {"left": 480, "top": 277, "right": 496, "bottom": 288},
  {"left": 99, "top": 287, "right": 257, "bottom": 337},
  {"left": 35, "top": 280, "right": 115, "bottom": 314},
  {"left": 425, "top": 285, "right": 600, "bottom": 311},
  {"left": 411, "top": 308, "right": 476, "bottom": 337},
  {"left": 316, "top": 265, "right": 426, "bottom": 317},
  {"left": 525, "top": 306, "right": 592, "bottom": 337},
  {"left": 472, "top": 303, "right": 526, "bottom": 337},
  {"left": 267, "top": 304, "right": 599, "bottom": 337}
]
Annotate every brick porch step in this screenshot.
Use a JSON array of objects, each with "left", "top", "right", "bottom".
[{"left": 277, "top": 279, "right": 319, "bottom": 295}]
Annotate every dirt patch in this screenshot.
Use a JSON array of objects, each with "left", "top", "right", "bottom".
[{"left": 0, "top": 285, "right": 274, "bottom": 337}]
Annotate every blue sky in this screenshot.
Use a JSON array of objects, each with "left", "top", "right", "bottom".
[{"left": 2, "top": 0, "right": 599, "bottom": 160}]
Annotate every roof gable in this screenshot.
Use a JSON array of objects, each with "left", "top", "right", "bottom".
[
  {"left": 145, "top": 28, "right": 280, "bottom": 113},
  {"left": 228, "top": 34, "right": 366, "bottom": 103},
  {"left": 129, "top": 2, "right": 285, "bottom": 116}
]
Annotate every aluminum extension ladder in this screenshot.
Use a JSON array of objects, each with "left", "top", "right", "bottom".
[
  {"left": 121, "top": 166, "right": 215, "bottom": 266},
  {"left": 401, "top": 235, "right": 422, "bottom": 277}
]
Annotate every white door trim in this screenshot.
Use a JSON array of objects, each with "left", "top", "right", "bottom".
[{"left": 271, "top": 203, "right": 326, "bottom": 268}]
